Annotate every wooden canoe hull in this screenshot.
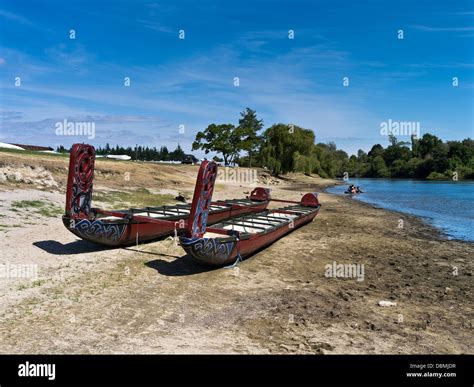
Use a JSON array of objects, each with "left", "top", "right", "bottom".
[
  {"left": 62, "top": 200, "right": 269, "bottom": 247},
  {"left": 62, "top": 144, "right": 271, "bottom": 247},
  {"left": 180, "top": 207, "right": 319, "bottom": 266}
]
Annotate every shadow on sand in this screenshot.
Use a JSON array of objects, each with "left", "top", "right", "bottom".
[
  {"left": 33, "top": 240, "right": 108, "bottom": 255},
  {"left": 145, "top": 255, "right": 217, "bottom": 276},
  {"left": 34, "top": 240, "right": 217, "bottom": 276}
]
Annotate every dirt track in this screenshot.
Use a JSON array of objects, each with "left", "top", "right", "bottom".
[{"left": 0, "top": 154, "right": 472, "bottom": 354}]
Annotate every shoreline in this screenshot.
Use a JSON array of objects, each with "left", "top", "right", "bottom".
[
  {"left": 285, "top": 179, "right": 457, "bottom": 244},
  {"left": 322, "top": 183, "right": 473, "bottom": 245},
  {"left": 283, "top": 179, "right": 467, "bottom": 244},
  {"left": 325, "top": 191, "right": 473, "bottom": 244}
]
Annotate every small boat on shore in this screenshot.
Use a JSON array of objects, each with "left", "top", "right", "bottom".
[
  {"left": 63, "top": 144, "right": 270, "bottom": 247},
  {"left": 179, "top": 165, "right": 321, "bottom": 266}
]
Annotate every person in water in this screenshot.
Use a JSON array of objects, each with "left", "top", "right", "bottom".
[{"left": 347, "top": 184, "right": 362, "bottom": 194}]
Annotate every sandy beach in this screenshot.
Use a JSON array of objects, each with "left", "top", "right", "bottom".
[{"left": 0, "top": 151, "right": 472, "bottom": 354}]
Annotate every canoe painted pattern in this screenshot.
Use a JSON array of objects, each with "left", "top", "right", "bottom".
[
  {"left": 66, "top": 144, "right": 95, "bottom": 218},
  {"left": 188, "top": 160, "right": 218, "bottom": 238},
  {"left": 74, "top": 219, "right": 127, "bottom": 243},
  {"left": 179, "top": 236, "right": 236, "bottom": 265}
]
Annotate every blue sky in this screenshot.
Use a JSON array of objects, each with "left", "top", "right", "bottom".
[{"left": 0, "top": 0, "right": 473, "bottom": 157}]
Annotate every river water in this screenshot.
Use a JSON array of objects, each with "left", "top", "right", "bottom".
[{"left": 326, "top": 179, "right": 474, "bottom": 242}]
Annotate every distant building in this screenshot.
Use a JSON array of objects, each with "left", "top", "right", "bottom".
[
  {"left": 11, "top": 143, "right": 53, "bottom": 151},
  {"left": 0, "top": 142, "right": 25, "bottom": 150},
  {"left": 106, "top": 154, "right": 132, "bottom": 161}
]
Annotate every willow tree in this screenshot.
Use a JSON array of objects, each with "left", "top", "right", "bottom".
[{"left": 259, "top": 124, "right": 316, "bottom": 175}]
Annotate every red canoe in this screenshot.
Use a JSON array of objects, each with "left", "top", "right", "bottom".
[
  {"left": 62, "top": 144, "right": 270, "bottom": 247},
  {"left": 179, "top": 161, "right": 321, "bottom": 266}
]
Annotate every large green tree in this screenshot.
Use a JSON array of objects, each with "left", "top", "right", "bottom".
[
  {"left": 259, "top": 124, "right": 315, "bottom": 174},
  {"left": 237, "top": 108, "right": 263, "bottom": 167},
  {"left": 370, "top": 155, "right": 390, "bottom": 177},
  {"left": 417, "top": 133, "right": 443, "bottom": 158},
  {"left": 192, "top": 123, "right": 240, "bottom": 165}
]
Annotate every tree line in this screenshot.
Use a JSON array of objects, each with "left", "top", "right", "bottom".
[
  {"left": 57, "top": 143, "right": 186, "bottom": 162},
  {"left": 192, "top": 108, "right": 474, "bottom": 180}
]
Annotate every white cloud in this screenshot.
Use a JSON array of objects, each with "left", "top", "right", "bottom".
[
  {"left": 0, "top": 9, "right": 35, "bottom": 26},
  {"left": 136, "top": 19, "right": 175, "bottom": 34},
  {"left": 412, "top": 25, "right": 474, "bottom": 32}
]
